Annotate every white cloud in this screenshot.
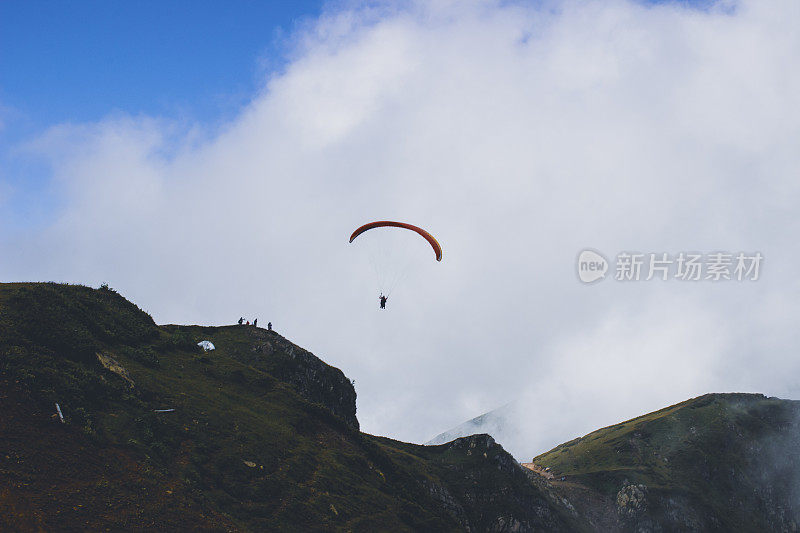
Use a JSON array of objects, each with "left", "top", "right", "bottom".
[
  {"left": 502, "top": 293, "right": 735, "bottom": 459},
  {"left": 3, "top": 0, "right": 800, "bottom": 459}
]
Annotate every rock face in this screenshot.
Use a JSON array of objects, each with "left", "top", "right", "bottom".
[
  {"left": 428, "top": 434, "right": 578, "bottom": 532},
  {"left": 163, "top": 323, "right": 360, "bottom": 430},
  {"left": 249, "top": 328, "right": 359, "bottom": 430},
  {"left": 616, "top": 484, "right": 647, "bottom": 519},
  {"left": 96, "top": 352, "right": 134, "bottom": 387}
]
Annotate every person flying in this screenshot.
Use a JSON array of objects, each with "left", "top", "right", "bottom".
[{"left": 349, "top": 221, "right": 442, "bottom": 309}]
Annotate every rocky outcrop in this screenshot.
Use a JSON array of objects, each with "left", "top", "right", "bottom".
[
  {"left": 421, "top": 479, "right": 471, "bottom": 529},
  {"left": 616, "top": 484, "right": 647, "bottom": 519},
  {"left": 247, "top": 328, "right": 359, "bottom": 430},
  {"left": 96, "top": 352, "right": 134, "bottom": 388},
  {"left": 430, "top": 434, "right": 577, "bottom": 532}
]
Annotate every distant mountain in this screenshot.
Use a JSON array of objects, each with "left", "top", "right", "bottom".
[
  {"left": 2, "top": 282, "right": 798, "bottom": 531},
  {"left": 427, "top": 403, "right": 514, "bottom": 446}
]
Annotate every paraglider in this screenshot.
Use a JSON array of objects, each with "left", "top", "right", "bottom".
[
  {"left": 350, "top": 221, "right": 442, "bottom": 303},
  {"left": 349, "top": 221, "right": 442, "bottom": 261}
]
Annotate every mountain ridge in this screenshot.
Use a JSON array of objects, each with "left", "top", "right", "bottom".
[
  {"left": 0, "top": 282, "right": 575, "bottom": 531},
  {"left": 2, "top": 282, "right": 798, "bottom": 532}
]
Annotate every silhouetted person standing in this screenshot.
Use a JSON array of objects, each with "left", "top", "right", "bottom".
[
  {"left": 267, "top": 322, "right": 272, "bottom": 331},
  {"left": 238, "top": 317, "right": 243, "bottom": 325},
  {"left": 253, "top": 318, "right": 258, "bottom": 327}
]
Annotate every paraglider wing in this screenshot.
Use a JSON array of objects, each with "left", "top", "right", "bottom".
[{"left": 349, "top": 221, "right": 442, "bottom": 261}]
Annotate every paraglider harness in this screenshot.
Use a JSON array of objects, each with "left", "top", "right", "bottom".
[{"left": 379, "top": 294, "right": 388, "bottom": 309}]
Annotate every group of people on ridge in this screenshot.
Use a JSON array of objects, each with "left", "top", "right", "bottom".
[{"left": 238, "top": 317, "right": 271, "bottom": 330}]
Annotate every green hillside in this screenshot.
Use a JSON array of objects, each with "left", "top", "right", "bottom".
[
  {"left": 0, "top": 282, "right": 575, "bottom": 531},
  {"left": 3, "top": 282, "right": 799, "bottom": 532},
  {"left": 534, "top": 393, "right": 800, "bottom": 531}
]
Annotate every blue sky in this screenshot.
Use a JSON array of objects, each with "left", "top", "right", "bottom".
[
  {"left": 1, "top": 1, "right": 325, "bottom": 132},
  {"left": 1, "top": 0, "right": 325, "bottom": 230},
  {"left": 0, "top": 0, "right": 711, "bottom": 139}
]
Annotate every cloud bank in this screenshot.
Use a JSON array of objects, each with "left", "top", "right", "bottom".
[{"left": 3, "top": 0, "right": 800, "bottom": 460}]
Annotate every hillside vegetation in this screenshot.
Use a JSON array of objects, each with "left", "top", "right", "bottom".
[
  {"left": 534, "top": 394, "right": 800, "bottom": 531},
  {"left": 0, "top": 282, "right": 575, "bottom": 531},
  {"left": 3, "top": 282, "right": 799, "bottom": 532}
]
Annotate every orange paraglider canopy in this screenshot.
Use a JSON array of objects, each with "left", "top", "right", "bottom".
[{"left": 349, "top": 221, "right": 442, "bottom": 261}]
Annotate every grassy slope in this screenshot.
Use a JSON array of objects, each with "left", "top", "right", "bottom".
[
  {"left": 0, "top": 282, "right": 572, "bottom": 531},
  {"left": 11, "top": 282, "right": 795, "bottom": 531},
  {"left": 533, "top": 393, "right": 800, "bottom": 531}
]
